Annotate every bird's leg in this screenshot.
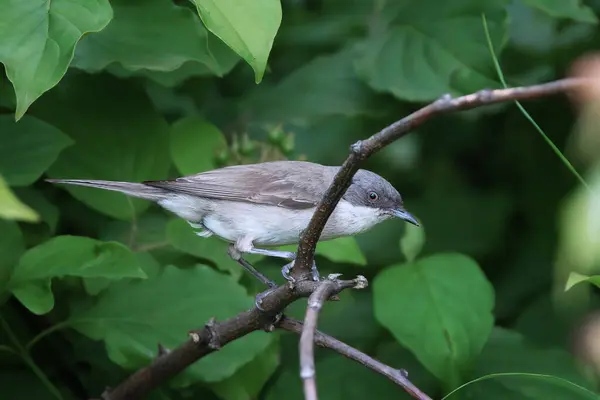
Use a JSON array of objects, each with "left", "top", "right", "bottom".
[
  {"left": 227, "top": 244, "right": 282, "bottom": 312},
  {"left": 227, "top": 244, "right": 277, "bottom": 288},
  {"left": 236, "top": 238, "right": 321, "bottom": 282}
]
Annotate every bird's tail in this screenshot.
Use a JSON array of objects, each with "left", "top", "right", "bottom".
[{"left": 46, "top": 179, "right": 169, "bottom": 201}]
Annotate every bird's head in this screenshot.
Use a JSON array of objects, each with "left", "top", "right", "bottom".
[{"left": 343, "top": 169, "right": 419, "bottom": 226}]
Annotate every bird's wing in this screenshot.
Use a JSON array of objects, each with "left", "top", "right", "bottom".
[{"left": 144, "top": 161, "right": 335, "bottom": 210}]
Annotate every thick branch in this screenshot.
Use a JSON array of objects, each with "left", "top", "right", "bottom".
[
  {"left": 299, "top": 278, "right": 338, "bottom": 400},
  {"left": 292, "top": 77, "right": 588, "bottom": 278},
  {"left": 280, "top": 317, "right": 433, "bottom": 400},
  {"left": 102, "top": 278, "right": 362, "bottom": 399}
]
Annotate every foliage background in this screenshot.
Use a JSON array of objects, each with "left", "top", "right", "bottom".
[{"left": 2, "top": 0, "right": 600, "bottom": 399}]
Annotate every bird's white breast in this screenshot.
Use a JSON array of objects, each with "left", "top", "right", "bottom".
[{"left": 158, "top": 195, "right": 387, "bottom": 246}]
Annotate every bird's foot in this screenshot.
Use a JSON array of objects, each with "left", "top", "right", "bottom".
[
  {"left": 281, "top": 259, "right": 320, "bottom": 282},
  {"left": 255, "top": 287, "right": 278, "bottom": 311}
]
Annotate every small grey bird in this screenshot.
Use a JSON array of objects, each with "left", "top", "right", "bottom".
[{"left": 47, "top": 161, "right": 418, "bottom": 285}]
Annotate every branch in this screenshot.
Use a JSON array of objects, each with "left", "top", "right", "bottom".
[
  {"left": 279, "top": 317, "right": 433, "bottom": 400},
  {"left": 291, "top": 77, "right": 588, "bottom": 279},
  {"left": 299, "top": 278, "right": 341, "bottom": 400},
  {"left": 102, "top": 278, "right": 363, "bottom": 399}
]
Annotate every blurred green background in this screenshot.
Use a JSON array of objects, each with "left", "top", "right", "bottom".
[{"left": 2, "top": 0, "right": 600, "bottom": 399}]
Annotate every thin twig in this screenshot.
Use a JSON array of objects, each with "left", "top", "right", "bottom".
[
  {"left": 291, "top": 77, "right": 589, "bottom": 279},
  {"left": 299, "top": 279, "right": 338, "bottom": 400},
  {"left": 280, "top": 317, "right": 433, "bottom": 400}
]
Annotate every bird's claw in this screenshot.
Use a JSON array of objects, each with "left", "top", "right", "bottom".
[
  {"left": 255, "top": 287, "right": 278, "bottom": 311},
  {"left": 280, "top": 259, "right": 320, "bottom": 282}
]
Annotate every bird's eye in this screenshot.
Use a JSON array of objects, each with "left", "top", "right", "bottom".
[{"left": 368, "top": 191, "right": 378, "bottom": 201}]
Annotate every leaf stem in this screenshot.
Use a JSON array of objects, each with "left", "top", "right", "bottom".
[
  {"left": 481, "top": 13, "right": 590, "bottom": 192},
  {"left": 26, "top": 320, "right": 72, "bottom": 351},
  {"left": 0, "top": 314, "right": 64, "bottom": 399}
]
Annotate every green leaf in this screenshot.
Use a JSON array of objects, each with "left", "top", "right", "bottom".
[
  {"left": 170, "top": 117, "right": 227, "bottom": 176},
  {"left": 210, "top": 337, "right": 280, "bottom": 400},
  {"left": 521, "top": 0, "right": 597, "bottom": 23},
  {"left": 38, "top": 74, "right": 171, "bottom": 220},
  {"left": 354, "top": 0, "right": 508, "bottom": 102},
  {"left": 0, "top": 115, "right": 72, "bottom": 186},
  {"left": 191, "top": 0, "right": 282, "bottom": 82},
  {"left": 0, "top": 176, "right": 39, "bottom": 222},
  {"left": 10, "top": 236, "right": 146, "bottom": 283},
  {"left": 565, "top": 272, "right": 600, "bottom": 291},
  {"left": 0, "top": 221, "right": 24, "bottom": 294},
  {"left": 69, "top": 265, "right": 272, "bottom": 383},
  {"left": 8, "top": 235, "right": 146, "bottom": 314},
  {"left": 449, "top": 328, "right": 596, "bottom": 399},
  {"left": 0, "top": 0, "right": 113, "bottom": 119},
  {"left": 83, "top": 252, "right": 161, "bottom": 296},
  {"left": 373, "top": 253, "right": 495, "bottom": 386},
  {"left": 11, "top": 280, "right": 54, "bottom": 315},
  {"left": 72, "top": 0, "right": 238, "bottom": 77},
  {"left": 400, "top": 223, "right": 426, "bottom": 262},
  {"left": 166, "top": 219, "right": 263, "bottom": 280},
  {"left": 243, "top": 47, "right": 392, "bottom": 122}
]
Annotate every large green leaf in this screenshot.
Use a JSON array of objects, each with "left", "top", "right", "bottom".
[
  {"left": 8, "top": 235, "right": 146, "bottom": 314},
  {"left": 0, "top": 115, "right": 72, "bottom": 186},
  {"left": 0, "top": 176, "right": 39, "bottom": 222},
  {"left": 191, "top": 0, "right": 281, "bottom": 82},
  {"left": 69, "top": 264, "right": 272, "bottom": 383},
  {"left": 243, "top": 47, "right": 392, "bottom": 122},
  {"left": 166, "top": 219, "right": 264, "bottom": 280},
  {"left": 0, "top": 0, "right": 113, "bottom": 119},
  {"left": 72, "top": 0, "right": 238, "bottom": 78},
  {"left": 354, "top": 0, "right": 508, "bottom": 101},
  {"left": 210, "top": 337, "right": 280, "bottom": 400},
  {"left": 373, "top": 253, "right": 495, "bottom": 386},
  {"left": 522, "top": 0, "right": 597, "bottom": 23},
  {"left": 170, "top": 116, "right": 227, "bottom": 176},
  {"left": 38, "top": 74, "right": 171, "bottom": 220},
  {"left": 454, "top": 328, "right": 595, "bottom": 399}
]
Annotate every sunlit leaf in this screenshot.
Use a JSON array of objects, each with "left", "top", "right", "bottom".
[
  {"left": 0, "top": 0, "right": 113, "bottom": 119},
  {"left": 0, "top": 176, "right": 39, "bottom": 222},
  {"left": 191, "top": 0, "right": 282, "bottom": 82}
]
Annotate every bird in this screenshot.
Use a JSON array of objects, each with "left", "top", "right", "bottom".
[{"left": 46, "top": 160, "right": 419, "bottom": 286}]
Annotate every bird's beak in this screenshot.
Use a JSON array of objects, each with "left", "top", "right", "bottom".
[{"left": 390, "top": 209, "right": 420, "bottom": 226}]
